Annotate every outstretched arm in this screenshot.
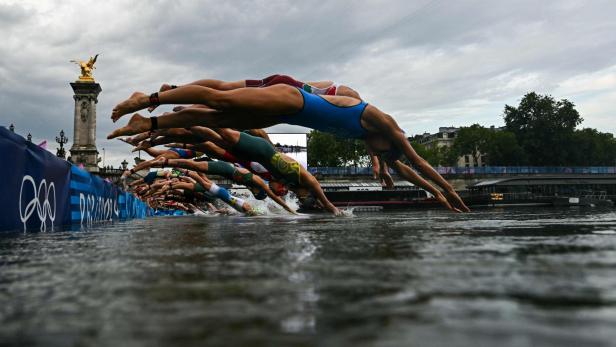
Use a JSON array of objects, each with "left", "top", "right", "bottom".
[
  {"left": 251, "top": 175, "right": 297, "bottom": 214},
  {"left": 118, "top": 131, "right": 152, "bottom": 145},
  {"left": 389, "top": 160, "right": 461, "bottom": 213},
  {"left": 399, "top": 142, "right": 469, "bottom": 212},
  {"left": 142, "top": 157, "right": 208, "bottom": 174},
  {"left": 123, "top": 152, "right": 172, "bottom": 178},
  {"left": 373, "top": 117, "right": 469, "bottom": 212},
  {"left": 369, "top": 152, "right": 381, "bottom": 180},
  {"left": 186, "top": 171, "right": 211, "bottom": 189},
  {"left": 135, "top": 132, "right": 204, "bottom": 151},
  {"left": 300, "top": 171, "right": 341, "bottom": 216},
  {"left": 163, "top": 158, "right": 209, "bottom": 172},
  {"left": 129, "top": 178, "right": 145, "bottom": 187},
  {"left": 379, "top": 160, "right": 395, "bottom": 189}
]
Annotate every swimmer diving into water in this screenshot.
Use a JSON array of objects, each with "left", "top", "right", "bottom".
[{"left": 109, "top": 81, "right": 469, "bottom": 212}]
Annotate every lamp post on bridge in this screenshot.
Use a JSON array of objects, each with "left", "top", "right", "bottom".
[
  {"left": 56, "top": 129, "right": 69, "bottom": 159},
  {"left": 121, "top": 159, "right": 128, "bottom": 171},
  {"left": 9, "top": 124, "right": 14, "bottom": 133},
  {"left": 27, "top": 133, "right": 32, "bottom": 142}
]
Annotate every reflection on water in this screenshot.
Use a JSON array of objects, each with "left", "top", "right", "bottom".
[{"left": 1, "top": 207, "right": 616, "bottom": 346}]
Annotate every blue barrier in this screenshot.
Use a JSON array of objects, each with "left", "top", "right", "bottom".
[
  {"left": 69, "top": 166, "right": 152, "bottom": 228},
  {"left": 0, "top": 127, "right": 71, "bottom": 232},
  {"left": 0, "top": 127, "right": 152, "bottom": 232},
  {"left": 308, "top": 166, "right": 616, "bottom": 176}
]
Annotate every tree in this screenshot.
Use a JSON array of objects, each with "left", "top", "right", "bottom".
[
  {"left": 450, "top": 124, "right": 492, "bottom": 164},
  {"left": 485, "top": 130, "right": 527, "bottom": 166},
  {"left": 504, "top": 92, "right": 583, "bottom": 165},
  {"left": 336, "top": 136, "right": 370, "bottom": 167},
  {"left": 307, "top": 130, "right": 369, "bottom": 167},
  {"left": 307, "top": 131, "right": 341, "bottom": 166},
  {"left": 569, "top": 128, "right": 616, "bottom": 166},
  {"left": 408, "top": 142, "right": 455, "bottom": 166}
]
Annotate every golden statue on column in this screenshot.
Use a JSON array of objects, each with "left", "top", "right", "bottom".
[{"left": 70, "top": 53, "right": 100, "bottom": 82}]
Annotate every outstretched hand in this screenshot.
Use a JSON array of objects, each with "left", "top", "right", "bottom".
[
  {"left": 444, "top": 190, "right": 471, "bottom": 212},
  {"left": 435, "top": 192, "right": 463, "bottom": 213}
]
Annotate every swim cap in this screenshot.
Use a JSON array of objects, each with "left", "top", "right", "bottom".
[{"left": 253, "top": 188, "right": 267, "bottom": 200}]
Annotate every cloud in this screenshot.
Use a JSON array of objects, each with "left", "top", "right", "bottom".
[{"left": 1, "top": 0, "right": 615, "bottom": 167}]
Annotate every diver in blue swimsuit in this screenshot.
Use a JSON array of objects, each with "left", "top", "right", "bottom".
[{"left": 280, "top": 88, "right": 369, "bottom": 139}]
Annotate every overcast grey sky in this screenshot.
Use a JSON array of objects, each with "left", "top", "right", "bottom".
[{"left": 1, "top": 0, "right": 615, "bottom": 167}]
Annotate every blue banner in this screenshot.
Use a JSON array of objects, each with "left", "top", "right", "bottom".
[
  {"left": 69, "top": 166, "right": 152, "bottom": 227},
  {"left": 0, "top": 127, "right": 152, "bottom": 232},
  {"left": 0, "top": 127, "right": 71, "bottom": 232},
  {"left": 69, "top": 165, "right": 121, "bottom": 226}
]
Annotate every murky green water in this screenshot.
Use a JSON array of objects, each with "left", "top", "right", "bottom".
[{"left": 2, "top": 207, "right": 616, "bottom": 347}]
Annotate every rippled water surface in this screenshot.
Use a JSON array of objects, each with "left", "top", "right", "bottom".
[{"left": 2, "top": 207, "right": 616, "bottom": 347}]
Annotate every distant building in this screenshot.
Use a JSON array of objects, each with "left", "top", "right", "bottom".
[
  {"left": 411, "top": 126, "right": 503, "bottom": 167},
  {"left": 412, "top": 126, "right": 459, "bottom": 149}
]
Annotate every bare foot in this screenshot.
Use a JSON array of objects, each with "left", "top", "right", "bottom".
[
  {"left": 107, "top": 113, "right": 151, "bottom": 139},
  {"left": 147, "top": 84, "right": 174, "bottom": 112},
  {"left": 117, "top": 137, "right": 137, "bottom": 146},
  {"left": 132, "top": 140, "right": 153, "bottom": 152},
  {"left": 111, "top": 92, "right": 149, "bottom": 122}
]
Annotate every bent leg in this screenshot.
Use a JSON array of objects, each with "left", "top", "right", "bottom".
[
  {"left": 108, "top": 108, "right": 281, "bottom": 139},
  {"left": 180, "top": 79, "right": 246, "bottom": 90}
]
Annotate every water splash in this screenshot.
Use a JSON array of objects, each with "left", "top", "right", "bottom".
[{"left": 340, "top": 207, "right": 356, "bottom": 217}]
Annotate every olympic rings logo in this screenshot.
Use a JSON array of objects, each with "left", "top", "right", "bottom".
[{"left": 19, "top": 175, "right": 56, "bottom": 232}]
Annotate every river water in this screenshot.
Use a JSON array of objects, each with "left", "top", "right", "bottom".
[{"left": 1, "top": 207, "right": 616, "bottom": 347}]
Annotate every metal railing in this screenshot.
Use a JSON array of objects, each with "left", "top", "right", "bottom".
[{"left": 308, "top": 166, "right": 616, "bottom": 176}]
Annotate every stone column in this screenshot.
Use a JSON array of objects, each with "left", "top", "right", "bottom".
[{"left": 69, "top": 81, "right": 102, "bottom": 173}]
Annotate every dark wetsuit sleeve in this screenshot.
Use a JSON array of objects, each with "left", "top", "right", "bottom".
[
  {"left": 143, "top": 171, "right": 157, "bottom": 184},
  {"left": 204, "top": 161, "right": 236, "bottom": 179},
  {"left": 233, "top": 132, "right": 276, "bottom": 164},
  {"left": 194, "top": 183, "right": 206, "bottom": 193},
  {"left": 234, "top": 132, "right": 301, "bottom": 186}
]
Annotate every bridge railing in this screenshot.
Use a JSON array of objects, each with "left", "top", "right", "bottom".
[{"left": 308, "top": 166, "right": 616, "bottom": 176}]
